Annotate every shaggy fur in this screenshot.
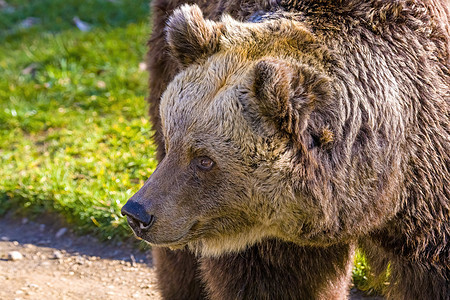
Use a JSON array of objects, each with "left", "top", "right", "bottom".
[{"left": 125, "top": 0, "right": 449, "bottom": 299}]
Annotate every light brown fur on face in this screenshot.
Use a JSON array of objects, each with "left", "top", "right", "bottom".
[
  {"left": 157, "top": 53, "right": 283, "bottom": 255},
  {"left": 123, "top": 1, "right": 450, "bottom": 299}
]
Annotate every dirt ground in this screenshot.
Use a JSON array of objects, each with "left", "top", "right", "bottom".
[
  {"left": 0, "top": 214, "right": 161, "bottom": 300},
  {"left": 0, "top": 214, "right": 382, "bottom": 300}
]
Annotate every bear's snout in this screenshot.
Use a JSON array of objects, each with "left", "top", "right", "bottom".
[
  {"left": 121, "top": 200, "right": 155, "bottom": 232},
  {"left": 121, "top": 155, "right": 205, "bottom": 246}
]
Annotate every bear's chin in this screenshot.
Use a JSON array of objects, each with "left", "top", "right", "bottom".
[
  {"left": 185, "top": 225, "right": 280, "bottom": 257},
  {"left": 139, "top": 229, "right": 193, "bottom": 249}
]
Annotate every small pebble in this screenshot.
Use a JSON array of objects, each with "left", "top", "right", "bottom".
[
  {"left": 0, "top": 236, "right": 9, "bottom": 241},
  {"left": 75, "top": 255, "right": 84, "bottom": 265},
  {"left": 8, "top": 251, "right": 23, "bottom": 261},
  {"left": 55, "top": 227, "right": 67, "bottom": 239},
  {"left": 52, "top": 250, "right": 63, "bottom": 259},
  {"left": 130, "top": 254, "right": 137, "bottom": 267}
]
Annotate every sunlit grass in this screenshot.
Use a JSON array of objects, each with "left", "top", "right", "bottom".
[
  {"left": 0, "top": 0, "right": 156, "bottom": 240},
  {"left": 352, "top": 250, "right": 390, "bottom": 295}
]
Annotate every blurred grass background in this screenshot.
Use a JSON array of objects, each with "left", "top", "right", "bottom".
[
  {"left": 0, "top": 0, "right": 383, "bottom": 293},
  {"left": 0, "top": 0, "right": 156, "bottom": 241}
]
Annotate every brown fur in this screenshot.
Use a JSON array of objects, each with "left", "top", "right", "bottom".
[{"left": 126, "top": 0, "right": 450, "bottom": 299}]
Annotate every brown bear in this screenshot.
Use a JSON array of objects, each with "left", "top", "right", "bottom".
[{"left": 121, "top": 1, "right": 449, "bottom": 299}]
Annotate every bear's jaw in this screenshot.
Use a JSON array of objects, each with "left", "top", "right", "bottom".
[
  {"left": 186, "top": 224, "right": 281, "bottom": 257},
  {"left": 138, "top": 213, "right": 281, "bottom": 255},
  {"left": 136, "top": 219, "right": 200, "bottom": 249}
]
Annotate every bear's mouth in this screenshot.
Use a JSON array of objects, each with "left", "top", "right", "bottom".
[{"left": 133, "top": 220, "right": 199, "bottom": 247}]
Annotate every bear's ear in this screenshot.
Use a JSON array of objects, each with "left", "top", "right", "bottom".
[
  {"left": 253, "top": 59, "right": 294, "bottom": 122},
  {"left": 166, "top": 4, "right": 223, "bottom": 67},
  {"left": 251, "top": 59, "right": 331, "bottom": 145}
]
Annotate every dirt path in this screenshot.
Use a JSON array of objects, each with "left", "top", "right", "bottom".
[
  {"left": 0, "top": 214, "right": 382, "bottom": 300},
  {"left": 0, "top": 214, "right": 161, "bottom": 300}
]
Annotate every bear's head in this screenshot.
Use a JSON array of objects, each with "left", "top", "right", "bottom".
[{"left": 122, "top": 4, "right": 338, "bottom": 256}]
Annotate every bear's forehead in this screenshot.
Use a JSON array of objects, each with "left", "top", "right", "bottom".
[{"left": 160, "top": 54, "right": 252, "bottom": 139}]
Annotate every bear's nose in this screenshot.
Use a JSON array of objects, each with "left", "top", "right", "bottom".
[{"left": 121, "top": 201, "right": 155, "bottom": 230}]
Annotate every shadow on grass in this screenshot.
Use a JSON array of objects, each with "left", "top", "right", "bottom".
[
  {"left": 0, "top": 210, "right": 151, "bottom": 263},
  {"left": 0, "top": 0, "right": 150, "bottom": 42}
]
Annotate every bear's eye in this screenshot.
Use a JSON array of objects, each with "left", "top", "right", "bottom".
[{"left": 196, "top": 156, "right": 215, "bottom": 171}]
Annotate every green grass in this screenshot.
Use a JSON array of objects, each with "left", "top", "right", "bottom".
[
  {"left": 0, "top": 0, "right": 156, "bottom": 240},
  {"left": 352, "top": 250, "right": 389, "bottom": 295},
  {"left": 0, "top": 0, "right": 381, "bottom": 293}
]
